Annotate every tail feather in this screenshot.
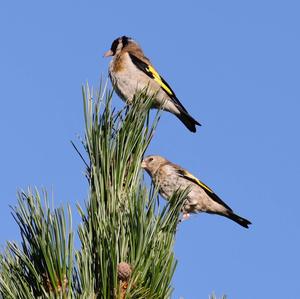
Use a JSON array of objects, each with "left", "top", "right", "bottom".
[
  {"left": 176, "top": 111, "right": 201, "bottom": 133},
  {"left": 224, "top": 212, "right": 252, "bottom": 229}
]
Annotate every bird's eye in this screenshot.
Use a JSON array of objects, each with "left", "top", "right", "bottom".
[{"left": 148, "top": 157, "right": 154, "bottom": 162}]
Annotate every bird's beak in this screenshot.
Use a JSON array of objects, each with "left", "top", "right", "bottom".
[
  {"left": 141, "top": 161, "right": 147, "bottom": 169},
  {"left": 103, "top": 49, "right": 113, "bottom": 57}
]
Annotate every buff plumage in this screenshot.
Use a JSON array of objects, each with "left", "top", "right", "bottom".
[
  {"left": 104, "top": 36, "right": 200, "bottom": 132},
  {"left": 141, "top": 155, "right": 251, "bottom": 228}
]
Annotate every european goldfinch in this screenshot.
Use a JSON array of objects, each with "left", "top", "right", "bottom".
[
  {"left": 141, "top": 155, "right": 251, "bottom": 228},
  {"left": 104, "top": 36, "right": 200, "bottom": 132}
]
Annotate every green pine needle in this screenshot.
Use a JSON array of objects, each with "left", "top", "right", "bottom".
[{"left": 0, "top": 81, "right": 226, "bottom": 299}]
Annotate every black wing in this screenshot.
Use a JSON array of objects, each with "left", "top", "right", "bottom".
[
  {"left": 128, "top": 53, "right": 189, "bottom": 113},
  {"left": 176, "top": 169, "right": 233, "bottom": 211}
]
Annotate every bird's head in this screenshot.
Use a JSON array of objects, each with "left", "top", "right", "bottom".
[
  {"left": 104, "top": 36, "right": 136, "bottom": 57},
  {"left": 141, "top": 155, "right": 167, "bottom": 176}
]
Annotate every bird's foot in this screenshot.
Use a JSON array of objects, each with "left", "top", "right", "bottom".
[
  {"left": 183, "top": 213, "right": 190, "bottom": 220},
  {"left": 178, "top": 213, "right": 190, "bottom": 223}
]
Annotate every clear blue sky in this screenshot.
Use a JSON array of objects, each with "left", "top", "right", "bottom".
[{"left": 1, "top": 1, "right": 299, "bottom": 298}]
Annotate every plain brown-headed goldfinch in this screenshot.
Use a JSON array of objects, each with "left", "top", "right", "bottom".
[
  {"left": 141, "top": 155, "right": 251, "bottom": 228},
  {"left": 104, "top": 36, "right": 200, "bottom": 132}
]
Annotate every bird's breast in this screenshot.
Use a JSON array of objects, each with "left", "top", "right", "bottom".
[
  {"left": 108, "top": 54, "right": 177, "bottom": 114},
  {"left": 109, "top": 54, "right": 147, "bottom": 103},
  {"left": 155, "top": 171, "right": 183, "bottom": 199}
]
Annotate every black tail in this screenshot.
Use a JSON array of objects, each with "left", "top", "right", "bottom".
[
  {"left": 176, "top": 111, "right": 201, "bottom": 133},
  {"left": 224, "top": 212, "right": 252, "bottom": 229}
]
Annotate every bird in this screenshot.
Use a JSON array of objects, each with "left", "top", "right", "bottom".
[
  {"left": 104, "top": 36, "right": 201, "bottom": 132},
  {"left": 141, "top": 155, "right": 251, "bottom": 228}
]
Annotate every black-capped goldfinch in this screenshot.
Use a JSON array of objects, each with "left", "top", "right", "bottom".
[
  {"left": 104, "top": 36, "right": 200, "bottom": 132},
  {"left": 141, "top": 155, "right": 251, "bottom": 228}
]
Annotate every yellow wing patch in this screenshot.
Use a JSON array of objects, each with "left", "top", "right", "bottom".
[
  {"left": 182, "top": 170, "right": 214, "bottom": 193},
  {"left": 146, "top": 65, "right": 173, "bottom": 96}
]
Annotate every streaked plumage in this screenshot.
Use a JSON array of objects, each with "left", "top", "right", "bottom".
[
  {"left": 141, "top": 155, "right": 251, "bottom": 228},
  {"left": 104, "top": 36, "right": 200, "bottom": 132}
]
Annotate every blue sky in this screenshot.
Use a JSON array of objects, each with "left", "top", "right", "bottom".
[{"left": 0, "top": 1, "right": 299, "bottom": 298}]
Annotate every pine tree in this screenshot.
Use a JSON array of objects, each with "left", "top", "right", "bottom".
[{"left": 0, "top": 83, "right": 191, "bottom": 299}]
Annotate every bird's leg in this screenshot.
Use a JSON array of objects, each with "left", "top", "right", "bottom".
[{"left": 178, "top": 212, "right": 190, "bottom": 223}]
